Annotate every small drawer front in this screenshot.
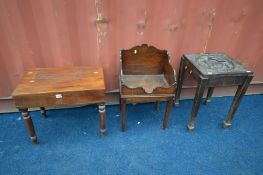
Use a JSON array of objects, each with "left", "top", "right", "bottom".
[{"left": 14, "top": 90, "right": 105, "bottom": 108}]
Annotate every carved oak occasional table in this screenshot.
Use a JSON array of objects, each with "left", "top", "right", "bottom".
[
  {"left": 12, "top": 67, "right": 106, "bottom": 144},
  {"left": 174, "top": 53, "right": 253, "bottom": 131}
]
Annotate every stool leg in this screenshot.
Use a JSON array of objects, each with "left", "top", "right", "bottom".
[
  {"left": 163, "top": 98, "right": 173, "bottom": 129},
  {"left": 40, "top": 107, "right": 47, "bottom": 118},
  {"left": 19, "top": 108, "right": 38, "bottom": 144},
  {"left": 174, "top": 57, "right": 186, "bottom": 107},
  {"left": 121, "top": 98, "right": 126, "bottom": 132},
  {"left": 188, "top": 78, "right": 207, "bottom": 131},
  {"left": 155, "top": 101, "right": 160, "bottom": 110},
  {"left": 119, "top": 96, "right": 122, "bottom": 111},
  {"left": 224, "top": 76, "right": 253, "bottom": 128},
  {"left": 205, "top": 87, "right": 214, "bottom": 105},
  {"left": 98, "top": 104, "right": 106, "bottom": 136}
]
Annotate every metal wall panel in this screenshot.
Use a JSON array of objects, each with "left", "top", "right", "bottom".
[{"left": 0, "top": 0, "right": 262, "bottom": 98}]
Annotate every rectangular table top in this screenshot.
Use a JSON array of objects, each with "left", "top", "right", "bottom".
[
  {"left": 12, "top": 67, "right": 105, "bottom": 96},
  {"left": 12, "top": 67, "right": 106, "bottom": 108}
]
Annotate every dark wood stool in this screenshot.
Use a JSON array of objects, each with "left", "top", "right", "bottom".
[
  {"left": 119, "top": 44, "right": 176, "bottom": 131},
  {"left": 174, "top": 53, "right": 253, "bottom": 131}
]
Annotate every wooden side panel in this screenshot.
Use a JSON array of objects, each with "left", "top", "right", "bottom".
[
  {"left": 121, "top": 44, "right": 168, "bottom": 74},
  {"left": 164, "top": 59, "right": 176, "bottom": 85}
]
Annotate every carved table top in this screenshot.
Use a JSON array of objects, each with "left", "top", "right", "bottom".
[{"left": 184, "top": 53, "right": 252, "bottom": 76}]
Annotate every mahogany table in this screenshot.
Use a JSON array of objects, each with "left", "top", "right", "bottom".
[
  {"left": 174, "top": 53, "right": 253, "bottom": 131},
  {"left": 12, "top": 67, "right": 106, "bottom": 144}
]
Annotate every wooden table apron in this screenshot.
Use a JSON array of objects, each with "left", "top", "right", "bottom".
[
  {"left": 12, "top": 67, "right": 106, "bottom": 144},
  {"left": 174, "top": 54, "right": 253, "bottom": 131}
]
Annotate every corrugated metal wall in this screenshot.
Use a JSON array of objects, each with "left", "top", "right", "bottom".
[{"left": 0, "top": 0, "right": 263, "bottom": 98}]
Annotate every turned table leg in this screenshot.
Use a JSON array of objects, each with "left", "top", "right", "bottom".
[
  {"left": 163, "top": 98, "right": 173, "bottom": 129},
  {"left": 187, "top": 78, "right": 207, "bottom": 131},
  {"left": 224, "top": 76, "right": 253, "bottom": 128},
  {"left": 174, "top": 57, "right": 186, "bottom": 106},
  {"left": 98, "top": 104, "right": 106, "bottom": 136},
  {"left": 40, "top": 107, "right": 47, "bottom": 118},
  {"left": 119, "top": 96, "right": 122, "bottom": 111},
  {"left": 205, "top": 87, "right": 214, "bottom": 105},
  {"left": 121, "top": 98, "right": 126, "bottom": 132},
  {"left": 19, "top": 108, "right": 38, "bottom": 144}
]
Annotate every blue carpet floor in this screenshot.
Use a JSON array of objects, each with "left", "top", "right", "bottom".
[{"left": 0, "top": 95, "right": 262, "bottom": 175}]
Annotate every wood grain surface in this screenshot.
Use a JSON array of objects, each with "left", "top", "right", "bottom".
[{"left": 12, "top": 67, "right": 105, "bottom": 108}]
